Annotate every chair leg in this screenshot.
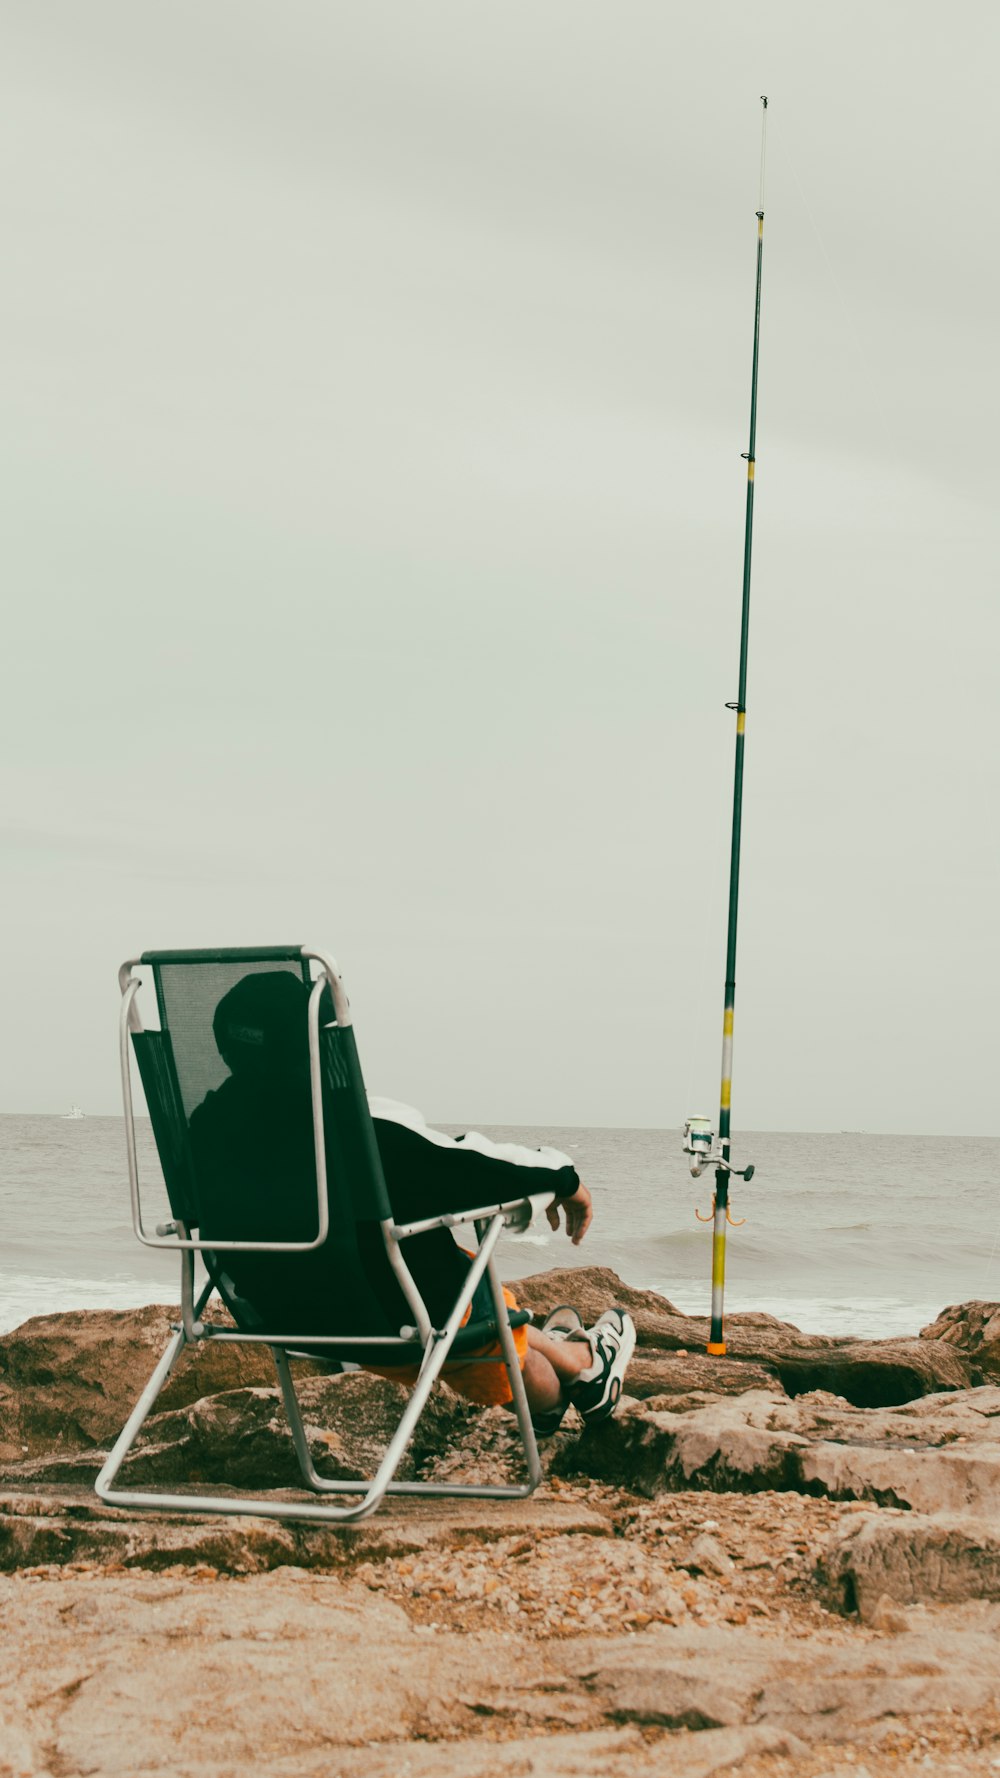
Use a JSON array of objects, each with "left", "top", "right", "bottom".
[
  {"left": 95, "top": 1320, "right": 190, "bottom": 1505},
  {"left": 95, "top": 1324, "right": 424, "bottom": 1524},
  {"left": 96, "top": 1229, "right": 544, "bottom": 1523},
  {"left": 272, "top": 1346, "right": 330, "bottom": 1491},
  {"left": 271, "top": 1341, "right": 443, "bottom": 1504},
  {"left": 270, "top": 1251, "right": 543, "bottom": 1503},
  {"left": 483, "top": 1251, "right": 544, "bottom": 1490}
]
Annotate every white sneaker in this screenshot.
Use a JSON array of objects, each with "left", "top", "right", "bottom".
[
  {"left": 539, "top": 1305, "right": 584, "bottom": 1340},
  {"left": 568, "top": 1308, "right": 636, "bottom": 1423}
]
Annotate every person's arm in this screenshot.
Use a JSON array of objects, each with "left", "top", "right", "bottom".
[{"left": 370, "top": 1100, "right": 581, "bottom": 1223}]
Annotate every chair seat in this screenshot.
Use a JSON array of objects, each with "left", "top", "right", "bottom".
[{"left": 253, "top": 1307, "right": 533, "bottom": 1367}]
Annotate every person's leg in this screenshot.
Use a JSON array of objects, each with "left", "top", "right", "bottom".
[
  {"left": 523, "top": 1309, "right": 637, "bottom": 1426},
  {"left": 521, "top": 1323, "right": 594, "bottom": 1415}
]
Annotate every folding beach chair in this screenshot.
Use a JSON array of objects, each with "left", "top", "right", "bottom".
[{"left": 96, "top": 946, "right": 549, "bottom": 1523}]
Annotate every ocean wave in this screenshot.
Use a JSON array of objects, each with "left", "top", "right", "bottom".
[
  {"left": 591, "top": 1222, "right": 988, "bottom": 1278},
  {"left": 661, "top": 1291, "right": 943, "bottom": 1340},
  {"left": 4, "top": 1118, "right": 997, "bottom": 1343}
]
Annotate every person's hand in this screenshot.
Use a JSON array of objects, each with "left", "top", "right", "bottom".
[{"left": 546, "top": 1182, "right": 593, "bottom": 1246}]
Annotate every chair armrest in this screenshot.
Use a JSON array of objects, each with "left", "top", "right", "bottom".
[{"left": 390, "top": 1190, "right": 557, "bottom": 1241}]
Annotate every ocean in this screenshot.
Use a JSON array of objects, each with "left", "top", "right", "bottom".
[{"left": 1, "top": 1115, "right": 998, "bottom": 1340}]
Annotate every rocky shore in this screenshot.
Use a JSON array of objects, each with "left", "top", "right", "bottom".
[{"left": 2, "top": 1271, "right": 1000, "bottom": 1776}]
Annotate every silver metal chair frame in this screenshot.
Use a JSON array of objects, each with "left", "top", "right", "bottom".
[{"left": 96, "top": 948, "right": 548, "bottom": 1524}]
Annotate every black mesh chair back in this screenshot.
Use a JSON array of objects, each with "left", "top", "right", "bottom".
[{"left": 132, "top": 949, "right": 410, "bottom": 1340}]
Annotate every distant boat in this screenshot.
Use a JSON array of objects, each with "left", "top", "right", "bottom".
[{"left": 63, "top": 1105, "right": 86, "bottom": 1120}]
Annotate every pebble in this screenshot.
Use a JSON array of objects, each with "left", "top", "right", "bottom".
[
  {"left": 335, "top": 1485, "right": 842, "bottom": 1641},
  {"left": 687, "top": 1532, "right": 735, "bottom": 1576}
]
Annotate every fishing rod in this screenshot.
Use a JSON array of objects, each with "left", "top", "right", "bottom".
[{"left": 683, "top": 96, "right": 768, "bottom": 1356}]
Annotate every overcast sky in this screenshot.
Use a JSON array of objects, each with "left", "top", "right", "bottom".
[{"left": 2, "top": 1, "right": 997, "bottom": 1132}]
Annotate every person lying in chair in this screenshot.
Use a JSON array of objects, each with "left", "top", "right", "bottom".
[{"left": 188, "top": 972, "right": 635, "bottom": 1434}]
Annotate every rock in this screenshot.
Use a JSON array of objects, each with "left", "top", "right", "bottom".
[
  {"left": 560, "top": 1385, "right": 1000, "bottom": 1515},
  {"left": 867, "top": 1592, "right": 913, "bottom": 1633},
  {"left": 328, "top": 1723, "right": 806, "bottom": 1778},
  {"left": 0, "top": 1278, "right": 975, "bottom": 1481},
  {"left": 821, "top": 1509, "right": 1000, "bottom": 1618},
  {"left": 328, "top": 1726, "right": 651, "bottom": 1778},
  {"left": 686, "top": 1532, "right": 735, "bottom": 1577},
  {"left": 581, "top": 1656, "right": 752, "bottom": 1729},
  {"left": 626, "top": 1353, "right": 782, "bottom": 1399},
  {"left": 124, "top": 1371, "right": 480, "bottom": 1490},
  {"left": 0, "top": 1488, "right": 611, "bottom": 1575},
  {"left": 0, "top": 1570, "right": 541, "bottom": 1772},
  {"left": 1, "top": 1368, "right": 504, "bottom": 1494},
  {"left": 5, "top": 1561, "right": 1000, "bottom": 1778},
  {"left": 651, "top": 1728, "right": 811, "bottom": 1777},
  {"left": 798, "top": 1436, "right": 1000, "bottom": 1519},
  {"left": 772, "top": 1339, "right": 972, "bottom": 1407},
  {"left": 513, "top": 1267, "right": 974, "bottom": 1406},
  {"left": 7, "top": 1293, "right": 1000, "bottom": 1775},
  {"left": 921, "top": 1301, "right": 1000, "bottom": 1380},
  {"left": 511, "top": 1266, "right": 683, "bottom": 1329},
  {"left": 511, "top": 1267, "right": 804, "bottom": 1355},
  {"left": 576, "top": 1619, "right": 1000, "bottom": 1740},
  {"left": 564, "top": 1390, "right": 809, "bottom": 1495},
  {"left": 0, "top": 1487, "right": 317, "bottom": 1575},
  {"left": 0, "top": 1305, "right": 286, "bottom": 1463}
]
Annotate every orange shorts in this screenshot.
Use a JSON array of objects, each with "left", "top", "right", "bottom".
[{"left": 367, "top": 1282, "right": 529, "bottom": 1408}]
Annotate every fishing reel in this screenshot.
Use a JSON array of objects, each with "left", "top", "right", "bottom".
[
  {"left": 682, "top": 1115, "right": 715, "bottom": 1177},
  {"left": 684, "top": 1116, "right": 755, "bottom": 1227},
  {"left": 682, "top": 1116, "right": 755, "bottom": 1183}
]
